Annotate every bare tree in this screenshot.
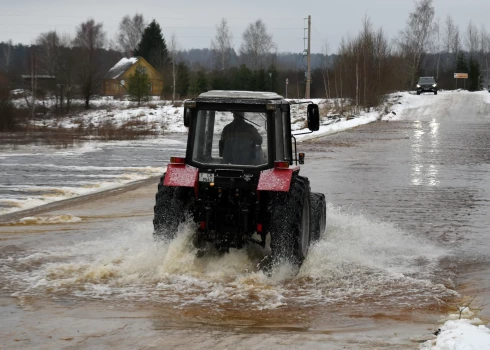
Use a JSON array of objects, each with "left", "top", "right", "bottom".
[
  {"left": 431, "top": 18, "right": 441, "bottom": 79},
  {"left": 168, "top": 33, "right": 180, "bottom": 102},
  {"left": 334, "top": 17, "right": 394, "bottom": 110},
  {"left": 482, "top": 26, "right": 490, "bottom": 86},
  {"left": 58, "top": 35, "right": 76, "bottom": 113},
  {"left": 321, "top": 39, "right": 331, "bottom": 99},
  {"left": 116, "top": 14, "right": 146, "bottom": 57},
  {"left": 239, "top": 19, "right": 276, "bottom": 70},
  {"left": 211, "top": 18, "right": 233, "bottom": 70},
  {"left": 35, "top": 31, "right": 62, "bottom": 77},
  {"left": 465, "top": 21, "right": 480, "bottom": 55},
  {"left": 452, "top": 29, "right": 462, "bottom": 58},
  {"left": 443, "top": 15, "right": 458, "bottom": 70},
  {"left": 73, "top": 19, "right": 106, "bottom": 109},
  {"left": 399, "top": 0, "right": 435, "bottom": 86},
  {"left": 1, "top": 39, "right": 13, "bottom": 73}
]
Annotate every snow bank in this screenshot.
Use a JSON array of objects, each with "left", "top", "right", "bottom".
[{"left": 421, "top": 308, "right": 490, "bottom": 350}]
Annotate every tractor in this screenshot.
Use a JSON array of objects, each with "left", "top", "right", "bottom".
[{"left": 153, "top": 90, "right": 326, "bottom": 267}]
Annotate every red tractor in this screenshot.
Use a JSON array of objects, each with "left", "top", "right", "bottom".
[{"left": 153, "top": 91, "right": 326, "bottom": 267}]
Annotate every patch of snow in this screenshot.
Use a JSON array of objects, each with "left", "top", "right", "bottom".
[
  {"left": 420, "top": 307, "right": 490, "bottom": 349},
  {"left": 421, "top": 320, "right": 490, "bottom": 349}
]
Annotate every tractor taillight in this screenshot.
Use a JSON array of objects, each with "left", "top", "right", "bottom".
[
  {"left": 274, "top": 161, "right": 289, "bottom": 169},
  {"left": 257, "top": 223, "right": 263, "bottom": 233},
  {"left": 170, "top": 156, "right": 185, "bottom": 164},
  {"left": 200, "top": 221, "right": 206, "bottom": 230},
  {"left": 298, "top": 153, "right": 305, "bottom": 164}
]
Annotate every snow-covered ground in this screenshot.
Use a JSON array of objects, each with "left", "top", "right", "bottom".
[
  {"left": 19, "top": 92, "right": 403, "bottom": 136},
  {"left": 25, "top": 90, "right": 490, "bottom": 141}
]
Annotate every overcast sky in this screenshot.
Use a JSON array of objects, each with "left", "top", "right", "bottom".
[{"left": 0, "top": 0, "right": 488, "bottom": 53}]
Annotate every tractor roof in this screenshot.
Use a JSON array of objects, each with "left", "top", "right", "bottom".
[{"left": 198, "top": 90, "right": 284, "bottom": 100}]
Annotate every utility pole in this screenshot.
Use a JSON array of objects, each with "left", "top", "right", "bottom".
[{"left": 305, "top": 15, "right": 312, "bottom": 99}]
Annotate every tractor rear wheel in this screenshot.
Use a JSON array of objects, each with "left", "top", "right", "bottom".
[
  {"left": 153, "top": 174, "right": 194, "bottom": 241},
  {"left": 310, "top": 192, "right": 326, "bottom": 242},
  {"left": 268, "top": 176, "right": 312, "bottom": 267}
]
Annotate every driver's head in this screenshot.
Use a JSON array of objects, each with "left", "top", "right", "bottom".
[{"left": 233, "top": 111, "right": 244, "bottom": 119}]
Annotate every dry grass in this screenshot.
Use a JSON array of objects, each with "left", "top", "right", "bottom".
[
  {"left": 85, "top": 118, "right": 157, "bottom": 140},
  {"left": 1, "top": 117, "right": 158, "bottom": 147}
]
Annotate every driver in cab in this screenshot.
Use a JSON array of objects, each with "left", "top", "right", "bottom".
[{"left": 220, "top": 112, "right": 262, "bottom": 164}]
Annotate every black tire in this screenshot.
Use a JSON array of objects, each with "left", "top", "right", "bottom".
[
  {"left": 268, "top": 176, "right": 311, "bottom": 267},
  {"left": 153, "top": 173, "right": 193, "bottom": 240},
  {"left": 310, "top": 193, "right": 326, "bottom": 242},
  {"left": 434, "top": 91, "right": 438, "bottom": 95},
  {"left": 417, "top": 91, "right": 421, "bottom": 95}
]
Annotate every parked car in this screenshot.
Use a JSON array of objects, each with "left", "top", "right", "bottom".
[{"left": 416, "top": 76, "right": 438, "bottom": 95}]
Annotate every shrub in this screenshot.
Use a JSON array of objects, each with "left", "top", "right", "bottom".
[{"left": 0, "top": 101, "right": 26, "bottom": 132}]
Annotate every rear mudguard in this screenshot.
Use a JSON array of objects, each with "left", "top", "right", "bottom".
[
  {"left": 163, "top": 164, "right": 199, "bottom": 197},
  {"left": 257, "top": 167, "right": 299, "bottom": 192},
  {"left": 164, "top": 164, "right": 299, "bottom": 193}
]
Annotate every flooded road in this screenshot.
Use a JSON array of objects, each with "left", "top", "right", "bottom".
[{"left": 1, "top": 92, "right": 490, "bottom": 349}]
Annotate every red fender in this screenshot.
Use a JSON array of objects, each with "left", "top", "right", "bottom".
[
  {"left": 163, "top": 164, "right": 198, "bottom": 187},
  {"left": 257, "top": 167, "right": 300, "bottom": 192}
]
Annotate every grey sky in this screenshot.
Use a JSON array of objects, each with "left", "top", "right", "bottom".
[{"left": 0, "top": 0, "right": 488, "bottom": 53}]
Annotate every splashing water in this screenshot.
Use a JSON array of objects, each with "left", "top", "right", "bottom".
[{"left": 1, "top": 204, "right": 457, "bottom": 312}]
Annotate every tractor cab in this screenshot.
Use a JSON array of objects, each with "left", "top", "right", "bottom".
[{"left": 183, "top": 90, "right": 319, "bottom": 171}]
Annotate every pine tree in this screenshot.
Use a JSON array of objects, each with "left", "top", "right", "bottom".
[
  {"left": 468, "top": 56, "right": 481, "bottom": 92},
  {"left": 210, "top": 70, "right": 230, "bottom": 90},
  {"left": 254, "top": 69, "right": 267, "bottom": 91},
  {"left": 234, "top": 64, "right": 253, "bottom": 90},
  {"left": 455, "top": 52, "right": 468, "bottom": 73},
  {"left": 189, "top": 70, "right": 208, "bottom": 96},
  {"left": 128, "top": 66, "right": 151, "bottom": 106},
  {"left": 134, "top": 20, "right": 168, "bottom": 72},
  {"left": 175, "top": 62, "right": 190, "bottom": 98}
]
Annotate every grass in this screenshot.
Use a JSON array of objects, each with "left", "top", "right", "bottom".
[{"left": 0, "top": 117, "right": 158, "bottom": 147}]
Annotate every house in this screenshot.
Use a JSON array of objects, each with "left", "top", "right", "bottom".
[
  {"left": 103, "top": 56, "right": 163, "bottom": 97},
  {"left": 20, "top": 75, "right": 57, "bottom": 90}
]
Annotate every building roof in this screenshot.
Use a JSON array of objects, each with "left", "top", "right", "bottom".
[
  {"left": 105, "top": 57, "right": 139, "bottom": 80},
  {"left": 20, "top": 75, "right": 56, "bottom": 79}
]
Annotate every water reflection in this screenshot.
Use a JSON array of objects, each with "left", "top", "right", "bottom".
[{"left": 411, "top": 119, "right": 440, "bottom": 187}]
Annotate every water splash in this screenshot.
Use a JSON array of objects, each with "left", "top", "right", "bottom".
[{"left": 1, "top": 204, "right": 456, "bottom": 311}]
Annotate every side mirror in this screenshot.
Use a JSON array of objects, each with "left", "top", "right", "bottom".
[
  {"left": 183, "top": 107, "right": 190, "bottom": 127},
  {"left": 307, "top": 104, "right": 320, "bottom": 131}
]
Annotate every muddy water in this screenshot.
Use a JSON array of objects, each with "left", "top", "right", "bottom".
[{"left": 1, "top": 93, "right": 490, "bottom": 349}]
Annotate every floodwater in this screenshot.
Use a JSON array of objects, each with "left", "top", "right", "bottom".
[
  {"left": 0, "top": 136, "right": 186, "bottom": 215},
  {"left": 1, "top": 92, "right": 490, "bottom": 349}
]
